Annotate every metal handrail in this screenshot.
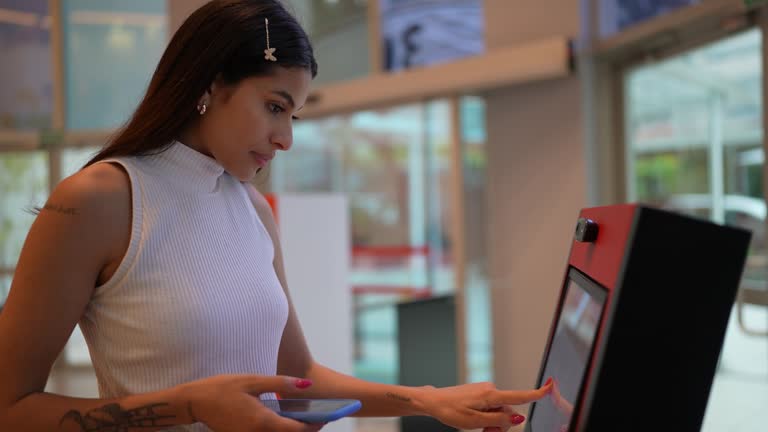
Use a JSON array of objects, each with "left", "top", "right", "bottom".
[{"left": 736, "top": 279, "right": 768, "bottom": 337}]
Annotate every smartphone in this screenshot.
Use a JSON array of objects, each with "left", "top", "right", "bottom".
[{"left": 261, "top": 399, "right": 362, "bottom": 424}]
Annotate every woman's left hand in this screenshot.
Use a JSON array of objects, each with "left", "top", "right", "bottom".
[{"left": 419, "top": 378, "right": 553, "bottom": 431}]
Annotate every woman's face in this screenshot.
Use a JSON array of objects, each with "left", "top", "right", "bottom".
[{"left": 192, "top": 67, "right": 312, "bottom": 182}]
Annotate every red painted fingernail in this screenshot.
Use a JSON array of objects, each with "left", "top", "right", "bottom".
[
  {"left": 295, "top": 379, "right": 313, "bottom": 389},
  {"left": 510, "top": 415, "right": 526, "bottom": 425},
  {"left": 545, "top": 377, "right": 553, "bottom": 386}
]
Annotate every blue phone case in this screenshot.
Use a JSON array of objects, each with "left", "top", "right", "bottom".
[{"left": 262, "top": 399, "right": 362, "bottom": 423}]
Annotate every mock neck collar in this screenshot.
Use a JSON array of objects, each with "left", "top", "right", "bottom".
[{"left": 152, "top": 141, "right": 226, "bottom": 193}]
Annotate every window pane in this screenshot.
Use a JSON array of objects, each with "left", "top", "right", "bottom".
[
  {"left": 355, "top": 298, "right": 399, "bottom": 384},
  {"left": 289, "top": 0, "right": 369, "bottom": 86},
  {"left": 625, "top": 29, "right": 768, "bottom": 430},
  {"left": 0, "top": 0, "right": 52, "bottom": 130},
  {"left": 0, "top": 152, "right": 47, "bottom": 268},
  {"left": 381, "top": 0, "right": 484, "bottom": 72},
  {"left": 63, "top": 324, "right": 92, "bottom": 366},
  {"left": 63, "top": 0, "right": 166, "bottom": 129},
  {"left": 424, "top": 100, "right": 454, "bottom": 296},
  {"left": 1, "top": 275, "right": 10, "bottom": 306},
  {"left": 271, "top": 101, "right": 454, "bottom": 383},
  {"left": 62, "top": 146, "right": 99, "bottom": 178},
  {"left": 599, "top": 0, "right": 700, "bottom": 38},
  {"left": 460, "top": 95, "right": 492, "bottom": 383}
]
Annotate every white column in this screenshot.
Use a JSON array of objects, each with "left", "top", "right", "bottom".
[
  {"left": 278, "top": 194, "right": 354, "bottom": 432},
  {"left": 709, "top": 93, "right": 725, "bottom": 224}
]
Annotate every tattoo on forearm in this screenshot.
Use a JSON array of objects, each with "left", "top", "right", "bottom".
[
  {"left": 59, "top": 402, "right": 175, "bottom": 431},
  {"left": 386, "top": 392, "right": 412, "bottom": 403},
  {"left": 42, "top": 203, "right": 79, "bottom": 215}
]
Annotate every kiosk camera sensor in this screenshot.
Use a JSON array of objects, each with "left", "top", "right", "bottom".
[{"left": 574, "top": 218, "right": 598, "bottom": 243}]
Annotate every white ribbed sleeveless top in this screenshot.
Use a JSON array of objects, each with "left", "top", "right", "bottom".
[{"left": 79, "top": 141, "right": 289, "bottom": 431}]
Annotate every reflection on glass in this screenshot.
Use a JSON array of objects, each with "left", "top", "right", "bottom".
[
  {"left": 0, "top": 0, "right": 52, "bottom": 129},
  {"left": 0, "top": 152, "right": 47, "bottom": 268},
  {"left": 599, "top": 0, "right": 700, "bottom": 38},
  {"left": 625, "top": 29, "right": 768, "bottom": 432},
  {"left": 271, "top": 101, "right": 454, "bottom": 383},
  {"left": 288, "top": 0, "right": 369, "bottom": 85},
  {"left": 63, "top": 0, "right": 166, "bottom": 130},
  {"left": 381, "top": 0, "right": 484, "bottom": 72}
]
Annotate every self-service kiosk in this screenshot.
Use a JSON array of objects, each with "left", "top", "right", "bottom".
[{"left": 525, "top": 204, "right": 751, "bottom": 432}]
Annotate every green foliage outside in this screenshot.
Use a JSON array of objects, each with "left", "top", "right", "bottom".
[{"left": 0, "top": 153, "right": 47, "bottom": 301}]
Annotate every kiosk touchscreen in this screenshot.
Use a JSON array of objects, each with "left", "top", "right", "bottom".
[
  {"left": 527, "top": 268, "right": 606, "bottom": 432},
  {"left": 525, "top": 204, "right": 751, "bottom": 432}
]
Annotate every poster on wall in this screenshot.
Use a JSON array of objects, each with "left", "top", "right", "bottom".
[
  {"left": 0, "top": 0, "right": 52, "bottom": 130},
  {"left": 380, "top": 0, "right": 484, "bottom": 72},
  {"left": 600, "top": 0, "right": 700, "bottom": 38}
]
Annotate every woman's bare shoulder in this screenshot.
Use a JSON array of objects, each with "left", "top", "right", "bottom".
[
  {"left": 42, "top": 162, "right": 132, "bottom": 261},
  {"left": 56, "top": 162, "right": 130, "bottom": 205}
]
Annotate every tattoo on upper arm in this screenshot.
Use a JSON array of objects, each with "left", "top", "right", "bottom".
[
  {"left": 386, "top": 392, "right": 412, "bottom": 403},
  {"left": 42, "top": 203, "right": 79, "bottom": 215},
  {"left": 59, "top": 402, "right": 175, "bottom": 431}
]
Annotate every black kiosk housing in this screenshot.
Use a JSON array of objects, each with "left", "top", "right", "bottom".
[{"left": 525, "top": 204, "right": 751, "bottom": 432}]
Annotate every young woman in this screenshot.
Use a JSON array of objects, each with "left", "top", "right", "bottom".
[{"left": 0, "top": 1, "right": 552, "bottom": 431}]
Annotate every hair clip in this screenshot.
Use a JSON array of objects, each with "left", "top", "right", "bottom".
[{"left": 264, "top": 18, "right": 277, "bottom": 61}]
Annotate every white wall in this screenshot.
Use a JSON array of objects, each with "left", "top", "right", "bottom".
[
  {"left": 278, "top": 194, "right": 355, "bottom": 432},
  {"left": 484, "top": 77, "right": 586, "bottom": 391},
  {"left": 483, "top": 0, "right": 587, "bottom": 398},
  {"left": 484, "top": 0, "right": 580, "bottom": 50}
]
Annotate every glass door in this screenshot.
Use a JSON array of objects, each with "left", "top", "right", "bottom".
[{"left": 624, "top": 28, "right": 768, "bottom": 430}]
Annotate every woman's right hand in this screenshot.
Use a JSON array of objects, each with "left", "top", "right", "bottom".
[{"left": 180, "top": 374, "right": 324, "bottom": 432}]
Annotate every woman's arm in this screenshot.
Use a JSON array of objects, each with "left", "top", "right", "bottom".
[
  {"left": 3, "top": 389, "right": 193, "bottom": 432},
  {"left": 284, "top": 362, "right": 431, "bottom": 417},
  {"left": 247, "top": 185, "right": 551, "bottom": 429},
  {"left": 0, "top": 164, "right": 197, "bottom": 431},
  {"left": 0, "top": 168, "right": 319, "bottom": 432},
  {"left": 245, "top": 186, "right": 429, "bottom": 417}
]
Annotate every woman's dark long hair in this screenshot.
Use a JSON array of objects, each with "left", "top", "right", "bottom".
[{"left": 83, "top": 0, "right": 317, "bottom": 168}]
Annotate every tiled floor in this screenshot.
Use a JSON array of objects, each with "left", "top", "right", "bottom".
[{"left": 701, "top": 304, "right": 768, "bottom": 432}]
